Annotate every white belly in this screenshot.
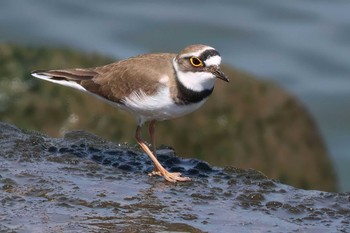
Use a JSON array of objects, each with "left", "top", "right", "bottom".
[{"left": 121, "top": 87, "right": 207, "bottom": 125}]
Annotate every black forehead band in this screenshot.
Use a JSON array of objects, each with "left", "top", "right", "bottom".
[{"left": 199, "top": 49, "right": 220, "bottom": 61}]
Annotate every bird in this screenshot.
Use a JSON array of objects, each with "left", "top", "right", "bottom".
[{"left": 31, "top": 44, "right": 229, "bottom": 182}]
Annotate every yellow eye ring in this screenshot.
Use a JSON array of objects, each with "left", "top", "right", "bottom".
[{"left": 189, "top": 57, "right": 203, "bottom": 67}]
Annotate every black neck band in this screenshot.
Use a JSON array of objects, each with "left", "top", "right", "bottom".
[{"left": 174, "top": 78, "right": 214, "bottom": 105}]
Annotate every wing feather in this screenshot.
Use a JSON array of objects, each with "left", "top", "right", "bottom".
[{"left": 31, "top": 53, "right": 176, "bottom": 103}]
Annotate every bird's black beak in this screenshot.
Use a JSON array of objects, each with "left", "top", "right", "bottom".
[{"left": 212, "top": 67, "right": 230, "bottom": 82}]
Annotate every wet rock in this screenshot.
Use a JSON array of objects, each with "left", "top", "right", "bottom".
[{"left": 0, "top": 122, "right": 349, "bottom": 232}]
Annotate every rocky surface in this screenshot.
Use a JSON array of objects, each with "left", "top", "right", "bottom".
[
  {"left": 0, "top": 122, "right": 349, "bottom": 232},
  {"left": 0, "top": 43, "right": 337, "bottom": 191}
]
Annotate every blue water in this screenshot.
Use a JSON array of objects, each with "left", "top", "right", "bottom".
[{"left": 1, "top": 0, "right": 349, "bottom": 191}]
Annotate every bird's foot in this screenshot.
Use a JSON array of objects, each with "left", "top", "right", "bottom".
[
  {"left": 162, "top": 170, "right": 191, "bottom": 183},
  {"left": 149, "top": 168, "right": 190, "bottom": 182}
]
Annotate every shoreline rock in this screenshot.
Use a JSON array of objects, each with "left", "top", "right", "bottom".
[{"left": 0, "top": 122, "right": 349, "bottom": 232}]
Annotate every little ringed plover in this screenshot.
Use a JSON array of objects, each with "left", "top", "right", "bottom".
[{"left": 31, "top": 44, "right": 229, "bottom": 182}]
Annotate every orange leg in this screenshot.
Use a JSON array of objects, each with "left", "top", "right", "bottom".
[
  {"left": 148, "top": 120, "right": 157, "bottom": 157},
  {"left": 135, "top": 125, "right": 190, "bottom": 182},
  {"left": 148, "top": 120, "right": 161, "bottom": 176}
]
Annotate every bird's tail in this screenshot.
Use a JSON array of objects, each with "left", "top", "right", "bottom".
[{"left": 31, "top": 68, "right": 98, "bottom": 92}]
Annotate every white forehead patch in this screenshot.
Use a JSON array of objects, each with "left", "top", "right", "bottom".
[
  {"left": 204, "top": 55, "right": 221, "bottom": 66},
  {"left": 180, "top": 46, "right": 215, "bottom": 58}
]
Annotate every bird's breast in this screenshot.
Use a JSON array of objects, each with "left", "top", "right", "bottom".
[{"left": 122, "top": 86, "right": 208, "bottom": 124}]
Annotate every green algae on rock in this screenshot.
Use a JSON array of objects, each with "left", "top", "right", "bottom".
[
  {"left": 0, "top": 43, "right": 337, "bottom": 191},
  {"left": 0, "top": 122, "right": 349, "bottom": 232}
]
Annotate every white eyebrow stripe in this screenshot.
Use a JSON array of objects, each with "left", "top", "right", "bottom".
[
  {"left": 204, "top": 55, "right": 221, "bottom": 66},
  {"left": 180, "top": 46, "right": 215, "bottom": 58}
]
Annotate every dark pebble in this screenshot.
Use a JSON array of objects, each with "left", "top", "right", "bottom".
[
  {"left": 284, "top": 204, "right": 303, "bottom": 214},
  {"left": 266, "top": 201, "right": 283, "bottom": 209},
  {"left": 194, "top": 161, "right": 212, "bottom": 172},
  {"left": 102, "top": 158, "right": 113, "bottom": 165},
  {"left": 88, "top": 147, "right": 101, "bottom": 153},
  {"left": 187, "top": 168, "right": 199, "bottom": 175},
  {"left": 47, "top": 146, "right": 57, "bottom": 153},
  {"left": 169, "top": 166, "right": 186, "bottom": 173},
  {"left": 58, "top": 147, "right": 73, "bottom": 153},
  {"left": 118, "top": 164, "right": 132, "bottom": 171},
  {"left": 247, "top": 193, "right": 265, "bottom": 202},
  {"left": 163, "top": 157, "right": 181, "bottom": 166},
  {"left": 105, "top": 150, "right": 122, "bottom": 156},
  {"left": 91, "top": 154, "right": 103, "bottom": 162}
]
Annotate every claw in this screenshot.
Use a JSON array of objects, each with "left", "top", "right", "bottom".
[{"left": 162, "top": 170, "right": 191, "bottom": 183}]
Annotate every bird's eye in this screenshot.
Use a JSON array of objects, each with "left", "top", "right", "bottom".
[{"left": 189, "top": 57, "right": 203, "bottom": 67}]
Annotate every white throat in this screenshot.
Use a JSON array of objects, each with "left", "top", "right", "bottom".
[{"left": 172, "top": 58, "right": 215, "bottom": 92}]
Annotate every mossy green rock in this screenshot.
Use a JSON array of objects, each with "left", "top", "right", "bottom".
[{"left": 0, "top": 43, "right": 337, "bottom": 191}]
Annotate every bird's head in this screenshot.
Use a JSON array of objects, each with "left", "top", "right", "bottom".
[{"left": 173, "top": 44, "right": 229, "bottom": 92}]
